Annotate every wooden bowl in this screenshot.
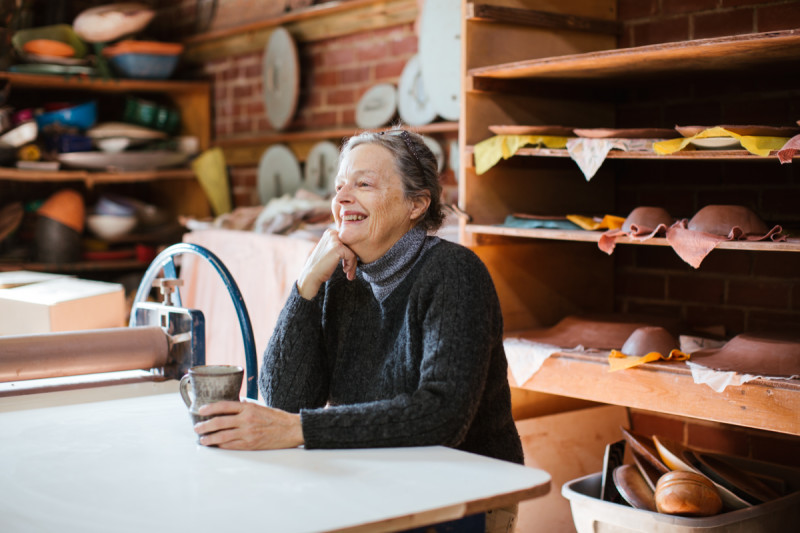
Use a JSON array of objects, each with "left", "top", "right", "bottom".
[{"left": 655, "top": 471, "right": 722, "bottom": 517}]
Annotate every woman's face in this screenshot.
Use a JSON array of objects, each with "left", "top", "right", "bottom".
[{"left": 332, "top": 143, "right": 428, "bottom": 263}]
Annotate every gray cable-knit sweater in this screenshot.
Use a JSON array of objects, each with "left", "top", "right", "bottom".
[{"left": 259, "top": 227, "right": 524, "bottom": 464}]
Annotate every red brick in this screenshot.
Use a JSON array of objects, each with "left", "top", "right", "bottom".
[
  {"left": 758, "top": 3, "right": 800, "bottom": 31},
  {"left": 625, "top": 300, "right": 684, "bottom": 318},
  {"left": 687, "top": 421, "right": 750, "bottom": 457},
  {"left": 338, "top": 66, "right": 371, "bottom": 85},
  {"left": 389, "top": 34, "right": 418, "bottom": 56},
  {"left": 326, "top": 88, "right": 356, "bottom": 106},
  {"left": 668, "top": 275, "right": 725, "bottom": 303},
  {"left": 356, "top": 41, "right": 390, "bottom": 63},
  {"left": 746, "top": 309, "right": 800, "bottom": 334},
  {"left": 694, "top": 250, "right": 752, "bottom": 276},
  {"left": 341, "top": 109, "right": 356, "bottom": 126},
  {"left": 685, "top": 305, "right": 746, "bottom": 335},
  {"left": 794, "top": 283, "right": 800, "bottom": 310},
  {"left": 374, "top": 58, "right": 407, "bottom": 81},
  {"left": 630, "top": 17, "right": 690, "bottom": 46},
  {"left": 694, "top": 8, "right": 755, "bottom": 39},
  {"left": 618, "top": 0, "right": 658, "bottom": 20},
  {"left": 312, "top": 71, "right": 338, "bottom": 88},
  {"left": 761, "top": 187, "right": 800, "bottom": 215},
  {"left": 728, "top": 279, "right": 792, "bottom": 309},
  {"left": 307, "top": 110, "right": 337, "bottom": 128},
  {"left": 232, "top": 84, "right": 253, "bottom": 99},
  {"left": 629, "top": 410, "right": 686, "bottom": 443},
  {"left": 614, "top": 271, "right": 667, "bottom": 299},
  {"left": 232, "top": 118, "right": 252, "bottom": 135},
  {"left": 695, "top": 189, "right": 762, "bottom": 209},
  {"left": 722, "top": 0, "right": 777, "bottom": 6},
  {"left": 663, "top": 0, "right": 718, "bottom": 16},
  {"left": 324, "top": 47, "right": 357, "bottom": 67},
  {"left": 750, "top": 431, "right": 800, "bottom": 468},
  {"left": 635, "top": 246, "right": 692, "bottom": 271}
]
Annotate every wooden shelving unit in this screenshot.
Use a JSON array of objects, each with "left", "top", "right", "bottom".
[{"left": 460, "top": 1, "right": 800, "bottom": 436}]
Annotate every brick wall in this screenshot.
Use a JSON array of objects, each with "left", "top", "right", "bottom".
[{"left": 617, "top": 0, "right": 800, "bottom": 463}]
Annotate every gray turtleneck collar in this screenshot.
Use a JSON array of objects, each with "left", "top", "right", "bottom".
[{"left": 358, "top": 225, "right": 440, "bottom": 302}]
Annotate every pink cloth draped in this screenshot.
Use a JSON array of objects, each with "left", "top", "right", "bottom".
[
  {"left": 180, "top": 230, "right": 317, "bottom": 398},
  {"left": 665, "top": 220, "right": 785, "bottom": 268}
]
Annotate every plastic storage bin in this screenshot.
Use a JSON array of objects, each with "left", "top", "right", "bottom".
[{"left": 562, "top": 459, "right": 800, "bottom": 533}]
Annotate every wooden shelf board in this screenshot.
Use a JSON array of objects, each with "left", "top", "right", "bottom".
[
  {"left": 467, "top": 29, "right": 800, "bottom": 80},
  {"left": 465, "top": 2, "right": 620, "bottom": 36},
  {"left": 465, "top": 225, "right": 800, "bottom": 252},
  {"left": 464, "top": 144, "right": 794, "bottom": 163},
  {"left": 183, "top": 0, "right": 417, "bottom": 62},
  {"left": 0, "top": 72, "right": 209, "bottom": 94},
  {"left": 0, "top": 167, "right": 196, "bottom": 185},
  {"left": 509, "top": 346, "right": 800, "bottom": 436}
]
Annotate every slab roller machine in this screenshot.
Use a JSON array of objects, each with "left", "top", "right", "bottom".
[{"left": 0, "top": 243, "right": 259, "bottom": 399}]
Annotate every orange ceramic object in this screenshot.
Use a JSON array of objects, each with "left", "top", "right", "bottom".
[
  {"left": 38, "top": 190, "right": 85, "bottom": 233},
  {"left": 22, "top": 39, "right": 75, "bottom": 58},
  {"left": 655, "top": 471, "right": 723, "bottom": 517},
  {"left": 102, "top": 40, "right": 183, "bottom": 57}
]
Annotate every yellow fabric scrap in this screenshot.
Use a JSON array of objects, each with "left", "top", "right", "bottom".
[
  {"left": 567, "top": 214, "right": 625, "bottom": 231},
  {"left": 608, "top": 348, "right": 690, "bottom": 372},
  {"left": 653, "top": 127, "right": 789, "bottom": 157},
  {"left": 192, "top": 147, "right": 231, "bottom": 216},
  {"left": 474, "top": 135, "right": 569, "bottom": 175}
]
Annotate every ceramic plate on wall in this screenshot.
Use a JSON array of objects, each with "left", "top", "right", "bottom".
[
  {"left": 448, "top": 139, "right": 459, "bottom": 179},
  {"left": 262, "top": 27, "right": 300, "bottom": 131},
  {"left": 397, "top": 55, "right": 437, "bottom": 126},
  {"left": 304, "top": 140, "right": 340, "bottom": 194},
  {"left": 258, "top": 144, "right": 302, "bottom": 204},
  {"left": 418, "top": 0, "right": 461, "bottom": 121},
  {"left": 356, "top": 83, "right": 397, "bottom": 129}
]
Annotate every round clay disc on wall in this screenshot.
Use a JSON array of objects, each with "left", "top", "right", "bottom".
[
  {"left": 304, "top": 140, "right": 340, "bottom": 194},
  {"left": 418, "top": 0, "right": 461, "bottom": 121},
  {"left": 258, "top": 144, "right": 302, "bottom": 204},
  {"left": 262, "top": 27, "right": 300, "bottom": 131},
  {"left": 355, "top": 83, "right": 398, "bottom": 129},
  {"left": 397, "top": 54, "right": 437, "bottom": 126}
]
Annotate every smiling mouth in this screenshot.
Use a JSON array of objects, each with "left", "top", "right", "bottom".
[{"left": 342, "top": 214, "right": 367, "bottom": 222}]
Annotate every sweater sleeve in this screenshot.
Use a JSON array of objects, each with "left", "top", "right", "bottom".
[
  {"left": 259, "top": 283, "right": 330, "bottom": 412},
  {"left": 300, "top": 247, "right": 501, "bottom": 450}
]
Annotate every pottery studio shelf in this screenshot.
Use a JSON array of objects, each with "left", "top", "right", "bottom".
[
  {"left": 506, "top": 345, "right": 800, "bottom": 436},
  {"left": 464, "top": 225, "right": 800, "bottom": 253},
  {"left": 0, "top": 259, "right": 150, "bottom": 273},
  {"left": 0, "top": 166, "right": 196, "bottom": 186}
]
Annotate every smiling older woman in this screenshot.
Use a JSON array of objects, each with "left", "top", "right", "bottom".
[{"left": 195, "top": 128, "right": 524, "bottom": 529}]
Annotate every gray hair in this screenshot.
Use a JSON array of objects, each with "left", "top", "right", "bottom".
[{"left": 339, "top": 128, "right": 445, "bottom": 233}]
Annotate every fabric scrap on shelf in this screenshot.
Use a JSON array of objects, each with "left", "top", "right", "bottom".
[
  {"left": 503, "top": 337, "right": 571, "bottom": 387},
  {"left": 566, "top": 214, "right": 625, "bottom": 231},
  {"left": 607, "top": 348, "right": 689, "bottom": 372},
  {"left": 776, "top": 134, "right": 800, "bottom": 163},
  {"left": 653, "top": 126, "right": 789, "bottom": 157},
  {"left": 566, "top": 137, "right": 656, "bottom": 180},
  {"left": 665, "top": 219, "right": 785, "bottom": 268},
  {"left": 686, "top": 361, "right": 758, "bottom": 393},
  {"left": 473, "top": 134, "right": 568, "bottom": 175}
]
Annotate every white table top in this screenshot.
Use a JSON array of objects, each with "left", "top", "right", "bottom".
[{"left": 0, "top": 381, "right": 550, "bottom": 533}]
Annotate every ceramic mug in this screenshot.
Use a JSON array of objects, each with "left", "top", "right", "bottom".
[{"left": 179, "top": 365, "right": 243, "bottom": 425}]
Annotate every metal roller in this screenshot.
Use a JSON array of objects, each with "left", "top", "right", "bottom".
[{"left": 0, "top": 327, "right": 168, "bottom": 382}]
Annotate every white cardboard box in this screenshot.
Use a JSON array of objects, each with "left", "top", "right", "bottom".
[{"left": 0, "top": 277, "right": 126, "bottom": 335}]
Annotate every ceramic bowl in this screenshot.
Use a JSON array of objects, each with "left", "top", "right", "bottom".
[
  {"left": 86, "top": 214, "right": 137, "bottom": 240},
  {"left": 655, "top": 470, "right": 722, "bottom": 517},
  {"left": 36, "top": 101, "right": 97, "bottom": 131}
]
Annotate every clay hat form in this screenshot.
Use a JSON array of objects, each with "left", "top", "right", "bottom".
[
  {"left": 666, "top": 205, "right": 785, "bottom": 268},
  {"left": 524, "top": 314, "right": 679, "bottom": 351},
  {"left": 691, "top": 332, "right": 800, "bottom": 378},
  {"left": 621, "top": 326, "right": 679, "bottom": 357},
  {"left": 599, "top": 206, "right": 673, "bottom": 254},
  {"left": 621, "top": 206, "right": 674, "bottom": 235},
  {"left": 688, "top": 205, "right": 768, "bottom": 237},
  {"left": 38, "top": 189, "right": 85, "bottom": 233}
]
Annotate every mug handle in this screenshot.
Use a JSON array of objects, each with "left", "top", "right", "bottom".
[{"left": 179, "top": 374, "right": 192, "bottom": 408}]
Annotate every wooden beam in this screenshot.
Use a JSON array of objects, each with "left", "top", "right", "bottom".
[
  {"left": 466, "top": 3, "right": 620, "bottom": 36},
  {"left": 183, "top": 0, "right": 418, "bottom": 63}
]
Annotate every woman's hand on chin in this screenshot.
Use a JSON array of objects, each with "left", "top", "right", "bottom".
[
  {"left": 297, "top": 228, "right": 358, "bottom": 299},
  {"left": 194, "top": 400, "right": 304, "bottom": 450}
]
